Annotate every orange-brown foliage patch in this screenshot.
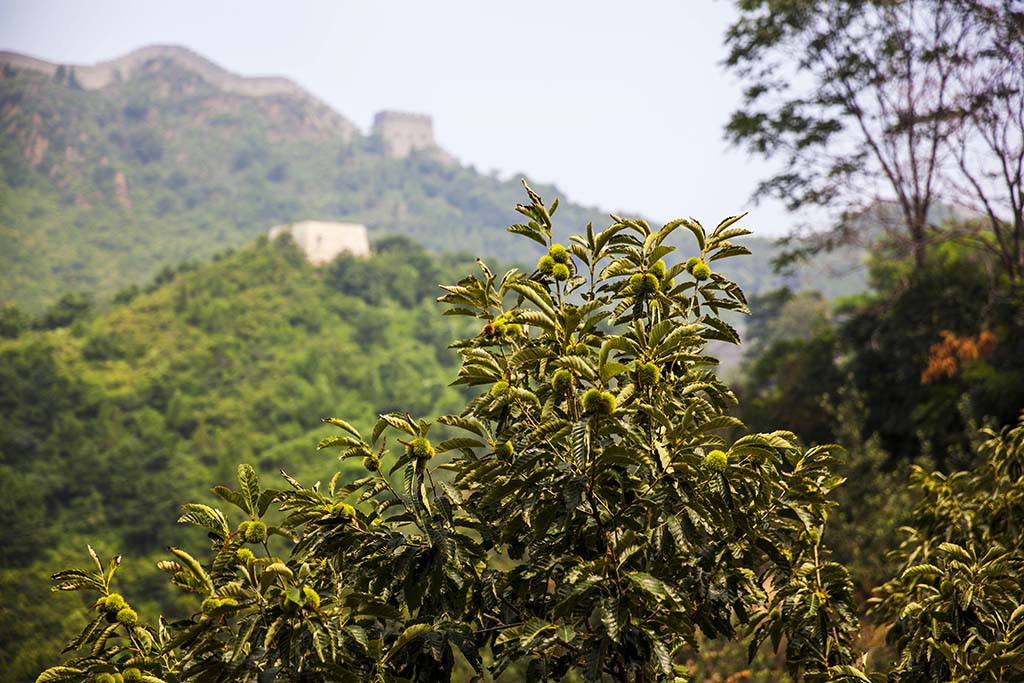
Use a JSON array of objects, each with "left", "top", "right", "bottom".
[{"left": 921, "top": 330, "right": 997, "bottom": 384}]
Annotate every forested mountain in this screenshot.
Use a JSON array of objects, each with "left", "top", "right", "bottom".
[
  {"left": 0, "top": 45, "right": 865, "bottom": 311},
  {"left": 0, "top": 235, "right": 483, "bottom": 678},
  {"left": 0, "top": 46, "right": 606, "bottom": 310}
]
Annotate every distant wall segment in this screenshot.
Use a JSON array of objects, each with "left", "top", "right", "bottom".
[
  {"left": 1, "top": 45, "right": 304, "bottom": 96},
  {"left": 0, "top": 45, "right": 357, "bottom": 141}
]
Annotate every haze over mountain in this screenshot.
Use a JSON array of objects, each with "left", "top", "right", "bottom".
[{"left": 0, "top": 44, "right": 865, "bottom": 311}]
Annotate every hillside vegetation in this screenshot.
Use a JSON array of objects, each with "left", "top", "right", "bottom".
[
  {"left": 0, "top": 235, "right": 482, "bottom": 677},
  {"left": 0, "top": 48, "right": 865, "bottom": 311},
  {"left": 0, "top": 54, "right": 603, "bottom": 310}
]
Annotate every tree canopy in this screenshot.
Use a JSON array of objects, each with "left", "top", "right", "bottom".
[{"left": 725, "top": 0, "right": 1024, "bottom": 277}]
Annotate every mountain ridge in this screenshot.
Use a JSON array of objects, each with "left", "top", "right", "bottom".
[{"left": 0, "top": 44, "right": 359, "bottom": 138}]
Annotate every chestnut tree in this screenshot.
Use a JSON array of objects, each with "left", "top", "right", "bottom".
[{"left": 39, "top": 185, "right": 862, "bottom": 683}]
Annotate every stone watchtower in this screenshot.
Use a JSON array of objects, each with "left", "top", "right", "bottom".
[{"left": 372, "top": 111, "right": 436, "bottom": 158}]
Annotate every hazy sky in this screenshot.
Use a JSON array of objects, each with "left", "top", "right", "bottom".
[{"left": 0, "top": 0, "right": 795, "bottom": 235}]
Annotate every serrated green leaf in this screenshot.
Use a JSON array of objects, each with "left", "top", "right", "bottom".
[
  {"left": 167, "top": 546, "right": 213, "bottom": 594},
  {"left": 321, "top": 417, "right": 362, "bottom": 439},
  {"left": 712, "top": 212, "right": 748, "bottom": 236},
  {"left": 317, "top": 435, "right": 364, "bottom": 451},
  {"left": 237, "top": 464, "right": 260, "bottom": 516},
  {"left": 826, "top": 665, "right": 870, "bottom": 681},
  {"left": 900, "top": 564, "right": 943, "bottom": 580},
  {"left": 384, "top": 623, "right": 432, "bottom": 662},
  {"left": 35, "top": 667, "right": 84, "bottom": 683},
  {"left": 436, "top": 437, "right": 486, "bottom": 453},
  {"left": 600, "top": 599, "right": 620, "bottom": 641}
]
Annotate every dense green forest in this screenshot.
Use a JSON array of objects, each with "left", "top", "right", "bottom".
[
  {"left": 0, "top": 235, "right": 484, "bottom": 678},
  {"left": 736, "top": 245, "right": 1024, "bottom": 467},
  {"left": 0, "top": 55, "right": 864, "bottom": 312}
]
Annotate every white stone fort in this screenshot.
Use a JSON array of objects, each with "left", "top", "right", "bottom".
[{"left": 269, "top": 221, "right": 370, "bottom": 265}]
